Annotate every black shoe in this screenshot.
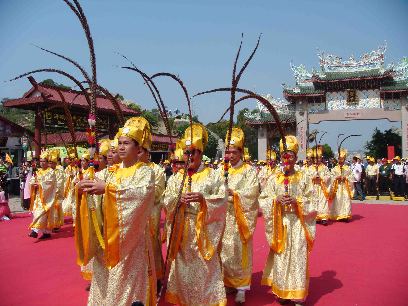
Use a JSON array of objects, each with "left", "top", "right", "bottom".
[
  {"left": 28, "top": 230, "right": 38, "bottom": 238},
  {"left": 39, "top": 233, "right": 51, "bottom": 240},
  {"left": 321, "top": 220, "right": 328, "bottom": 226},
  {"left": 52, "top": 228, "right": 60, "bottom": 233},
  {"left": 277, "top": 298, "right": 291, "bottom": 305}
]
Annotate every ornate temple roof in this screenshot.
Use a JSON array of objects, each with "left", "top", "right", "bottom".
[{"left": 283, "top": 44, "right": 408, "bottom": 101}]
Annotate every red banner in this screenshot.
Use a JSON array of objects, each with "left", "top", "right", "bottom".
[{"left": 387, "top": 145, "right": 395, "bottom": 160}]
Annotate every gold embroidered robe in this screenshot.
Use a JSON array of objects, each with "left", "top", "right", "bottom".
[
  {"left": 304, "top": 164, "right": 331, "bottom": 221},
  {"left": 62, "top": 165, "right": 78, "bottom": 216},
  {"left": 29, "top": 168, "right": 57, "bottom": 230},
  {"left": 258, "top": 165, "right": 280, "bottom": 191},
  {"left": 80, "top": 162, "right": 156, "bottom": 306},
  {"left": 163, "top": 165, "right": 228, "bottom": 306},
  {"left": 330, "top": 165, "right": 354, "bottom": 220},
  {"left": 259, "top": 171, "right": 316, "bottom": 301},
  {"left": 49, "top": 166, "right": 65, "bottom": 228},
  {"left": 148, "top": 162, "right": 166, "bottom": 279},
  {"left": 220, "top": 161, "right": 259, "bottom": 289}
]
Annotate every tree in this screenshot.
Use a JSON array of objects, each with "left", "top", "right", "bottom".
[
  {"left": 365, "top": 128, "right": 401, "bottom": 158},
  {"left": 206, "top": 120, "right": 229, "bottom": 140},
  {"left": 203, "top": 132, "right": 218, "bottom": 158},
  {"left": 40, "top": 79, "right": 71, "bottom": 90},
  {"left": 237, "top": 108, "right": 258, "bottom": 159},
  {"left": 1, "top": 98, "right": 35, "bottom": 131}
]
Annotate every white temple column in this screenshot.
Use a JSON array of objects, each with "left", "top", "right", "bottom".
[
  {"left": 296, "top": 100, "right": 309, "bottom": 160},
  {"left": 258, "top": 126, "right": 267, "bottom": 161}
]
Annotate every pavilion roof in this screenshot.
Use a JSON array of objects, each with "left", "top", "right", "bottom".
[{"left": 3, "top": 77, "right": 139, "bottom": 116}]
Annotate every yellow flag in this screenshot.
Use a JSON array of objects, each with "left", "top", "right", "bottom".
[{"left": 5, "top": 153, "right": 13, "bottom": 165}]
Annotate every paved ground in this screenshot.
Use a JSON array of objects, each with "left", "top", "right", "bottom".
[{"left": 7, "top": 194, "right": 408, "bottom": 214}]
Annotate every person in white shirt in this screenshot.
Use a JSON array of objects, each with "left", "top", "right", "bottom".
[
  {"left": 391, "top": 156, "right": 405, "bottom": 197},
  {"left": 351, "top": 156, "right": 364, "bottom": 201}
]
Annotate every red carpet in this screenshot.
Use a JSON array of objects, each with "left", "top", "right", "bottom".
[{"left": 1, "top": 204, "right": 408, "bottom": 306}]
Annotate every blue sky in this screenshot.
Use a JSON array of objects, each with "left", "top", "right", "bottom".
[{"left": 0, "top": 0, "right": 407, "bottom": 151}]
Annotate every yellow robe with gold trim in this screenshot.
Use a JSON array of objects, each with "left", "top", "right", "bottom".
[
  {"left": 29, "top": 168, "right": 57, "bottom": 230},
  {"left": 148, "top": 162, "right": 166, "bottom": 280},
  {"left": 304, "top": 164, "right": 331, "bottom": 221},
  {"left": 259, "top": 171, "right": 316, "bottom": 301},
  {"left": 220, "top": 161, "right": 259, "bottom": 289},
  {"left": 258, "top": 164, "right": 279, "bottom": 191},
  {"left": 330, "top": 165, "right": 354, "bottom": 220},
  {"left": 85, "top": 162, "right": 156, "bottom": 306},
  {"left": 163, "top": 165, "right": 228, "bottom": 306},
  {"left": 62, "top": 165, "right": 78, "bottom": 216},
  {"left": 49, "top": 166, "right": 65, "bottom": 228}
]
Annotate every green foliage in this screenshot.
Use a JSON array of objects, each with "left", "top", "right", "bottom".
[
  {"left": 0, "top": 98, "right": 34, "bottom": 131},
  {"left": 203, "top": 132, "right": 218, "bottom": 158},
  {"left": 40, "top": 79, "right": 71, "bottom": 90},
  {"left": 206, "top": 120, "right": 229, "bottom": 141},
  {"left": 176, "top": 123, "right": 189, "bottom": 137},
  {"left": 365, "top": 128, "right": 401, "bottom": 158},
  {"left": 237, "top": 108, "right": 258, "bottom": 159},
  {"left": 141, "top": 109, "right": 159, "bottom": 128}
]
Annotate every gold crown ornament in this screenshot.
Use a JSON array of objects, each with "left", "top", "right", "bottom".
[
  {"left": 279, "top": 135, "right": 299, "bottom": 154},
  {"left": 266, "top": 149, "right": 277, "bottom": 161},
  {"left": 338, "top": 148, "right": 348, "bottom": 159},
  {"left": 67, "top": 147, "right": 77, "bottom": 159},
  {"left": 40, "top": 150, "right": 49, "bottom": 160},
  {"left": 48, "top": 149, "right": 60, "bottom": 163},
  {"left": 306, "top": 148, "right": 313, "bottom": 159},
  {"left": 81, "top": 151, "right": 91, "bottom": 161},
  {"left": 116, "top": 116, "right": 151, "bottom": 148},
  {"left": 225, "top": 127, "right": 244, "bottom": 151},
  {"left": 183, "top": 123, "right": 208, "bottom": 152},
  {"left": 99, "top": 139, "right": 111, "bottom": 157}
]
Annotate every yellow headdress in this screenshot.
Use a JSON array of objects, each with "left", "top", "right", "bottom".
[
  {"left": 110, "top": 138, "right": 118, "bottom": 151},
  {"left": 183, "top": 123, "right": 208, "bottom": 152},
  {"left": 116, "top": 116, "right": 151, "bottom": 148},
  {"left": 244, "top": 147, "right": 251, "bottom": 162},
  {"left": 67, "top": 147, "right": 76, "bottom": 159},
  {"left": 225, "top": 127, "right": 244, "bottom": 151},
  {"left": 266, "top": 148, "right": 277, "bottom": 161},
  {"left": 394, "top": 156, "right": 401, "bottom": 161},
  {"left": 99, "top": 139, "right": 111, "bottom": 157},
  {"left": 40, "top": 150, "right": 49, "bottom": 160},
  {"left": 313, "top": 145, "right": 323, "bottom": 158},
  {"left": 173, "top": 139, "right": 185, "bottom": 161},
  {"left": 306, "top": 148, "right": 313, "bottom": 159},
  {"left": 338, "top": 148, "right": 348, "bottom": 159},
  {"left": 279, "top": 135, "right": 299, "bottom": 154},
  {"left": 48, "top": 149, "right": 60, "bottom": 163},
  {"left": 81, "top": 151, "right": 91, "bottom": 160}
]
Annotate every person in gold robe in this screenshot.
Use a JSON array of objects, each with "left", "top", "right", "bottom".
[
  {"left": 48, "top": 149, "right": 65, "bottom": 232},
  {"left": 304, "top": 146, "right": 331, "bottom": 225},
  {"left": 135, "top": 118, "right": 166, "bottom": 288},
  {"left": 78, "top": 117, "right": 157, "bottom": 306},
  {"left": 259, "top": 135, "right": 316, "bottom": 305},
  {"left": 163, "top": 123, "right": 228, "bottom": 306},
  {"left": 62, "top": 149, "right": 78, "bottom": 217},
  {"left": 258, "top": 149, "right": 280, "bottom": 191},
  {"left": 329, "top": 148, "right": 354, "bottom": 221},
  {"left": 28, "top": 151, "right": 58, "bottom": 239},
  {"left": 220, "top": 128, "right": 259, "bottom": 303},
  {"left": 76, "top": 139, "right": 112, "bottom": 284}
]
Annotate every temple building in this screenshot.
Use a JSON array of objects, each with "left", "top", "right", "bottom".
[
  {"left": 246, "top": 44, "right": 408, "bottom": 160},
  {"left": 3, "top": 76, "right": 177, "bottom": 161}
]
